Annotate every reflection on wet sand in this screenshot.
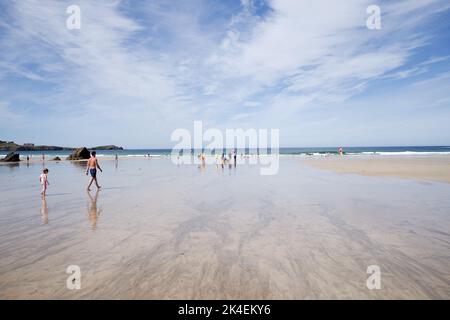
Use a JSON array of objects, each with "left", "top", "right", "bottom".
[
  {"left": 0, "top": 158, "right": 449, "bottom": 299},
  {"left": 87, "top": 190, "right": 101, "bottom": 230},
  {"left": 40, "top": 197, "right": 48, "bottom": 224},
  {"left": 70, "top": 160, "right": 88, "bottom": 170},
  {"left": 3, "top": 163, "right": 20, "bottom": 170}
]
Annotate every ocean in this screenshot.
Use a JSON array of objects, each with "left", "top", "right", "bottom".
[{"left": 2, "top": 146, "right": 450, "bottom": 159}]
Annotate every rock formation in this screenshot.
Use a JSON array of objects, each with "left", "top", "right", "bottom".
[
  {"left": 1, "top": 152, "right": 20, "bottom": 162},
  {"left": 66, "top": 147, "right": 90, "bottom": 160}
]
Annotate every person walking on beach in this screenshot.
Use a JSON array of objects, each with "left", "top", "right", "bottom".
[
  {"left": 86, "top": 151, "right": 103, "bottom": 191},
  {"left": 39, "top": 168, "right": 49, "bottom": 197}
]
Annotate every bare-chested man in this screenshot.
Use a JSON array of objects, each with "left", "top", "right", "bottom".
[{"left": 86, "top": 151, "right": 103, "bottom": 191}]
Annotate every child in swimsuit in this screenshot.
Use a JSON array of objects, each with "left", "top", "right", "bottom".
[{"left": 39, "top": 168, "right": 49, "bottom": 196}]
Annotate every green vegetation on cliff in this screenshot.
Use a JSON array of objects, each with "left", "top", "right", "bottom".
[{"left": 0, "top": 140, "right": 123, "bottom": 151}]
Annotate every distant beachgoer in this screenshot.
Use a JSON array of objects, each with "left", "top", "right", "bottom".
[
  {"left": 26, "top": 155, "right": 30, "bottom": 163},
  {"left": 201, "top": 153, "right": 206, "bottom": 165},
  {"left": 338, "top": 147, "right": 344, "bottom": 156},
  {"left": 215, "top": 155, "right": 220, "bottom": 168},
  {"left": 198, "top": 156, "right": 206, "bottom": 171},
  {"left": 233, "top": 149, "right": 237, "bottom": 166},
  {"left": 114, "top": 154, "right": 119, "bottom": 169},
  {"left": 39, "top": 168, "right": 49, "bottom": 197},
  {"left": 86, "top": 151, "right": 103, "bottom": 191},
  {"left": 42, "top": 154, "right": 45, "bottom": 162}
]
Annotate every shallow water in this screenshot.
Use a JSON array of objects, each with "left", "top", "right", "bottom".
[{"left": 0, "top": 158, "right": 449, "bottom": 299}]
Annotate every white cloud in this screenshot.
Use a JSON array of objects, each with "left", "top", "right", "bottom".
[{"left": 0, "top": 0, "right": 448, "bottom": 147}]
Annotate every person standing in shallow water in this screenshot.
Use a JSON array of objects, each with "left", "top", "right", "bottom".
[
  {"left": 86, "top": 151, "right": 103, "bottom": 191},
  {"left": 39, "top": 168, "right": 49, "bottom": 197}
]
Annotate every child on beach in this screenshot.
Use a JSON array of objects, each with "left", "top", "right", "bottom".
[{"left": 39, "top": 168, "right": 49, "bottom": 196}]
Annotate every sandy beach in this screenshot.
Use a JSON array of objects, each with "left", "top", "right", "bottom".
[
  {"left": 0, "top": 156, "right": 449, "bottom": 299},
  {"left": 302, "top": 156, "right": 450, "bottom": 184}
]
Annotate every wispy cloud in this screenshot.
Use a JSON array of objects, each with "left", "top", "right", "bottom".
[{"left": 0, "top": 0, "right": 449, "bottom": 147}]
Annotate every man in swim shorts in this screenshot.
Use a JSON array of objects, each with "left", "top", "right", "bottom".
[{"left": 86, "top": 151, "right": 103, "bottom": 191}]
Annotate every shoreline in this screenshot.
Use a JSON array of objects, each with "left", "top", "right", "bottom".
[{"left": 3, "top": 154, "right": 450, "bottom": 184}]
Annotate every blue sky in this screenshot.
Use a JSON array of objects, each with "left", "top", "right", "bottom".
[{"left": 0, "top": 0, "right": 449, "bottom": 148}]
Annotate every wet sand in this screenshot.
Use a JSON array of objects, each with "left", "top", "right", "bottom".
[
  {"left": 302, "top": 155, "right": 450, "bottom": 183},
  {"left": 0, "top": 157, "right": 449, "bottom": 299}
]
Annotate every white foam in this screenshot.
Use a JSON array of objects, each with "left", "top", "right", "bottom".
[{"left": 358, "top": 151, "right": 450, "bottom": 156}]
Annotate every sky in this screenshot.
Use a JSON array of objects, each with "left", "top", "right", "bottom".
[{"left": 0, "top": 0, "right": 449, "bottom": 148}]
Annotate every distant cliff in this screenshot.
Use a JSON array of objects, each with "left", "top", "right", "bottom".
[
  {"left": 0, "top": 141, "right": 20, "bottom": 151},
  {"left": 0, "top": 140, "right": 69, "bottom": 151},
  {"left": 0, "top": 140, "right": 123, "bottom": 151},
  {"left": 91, "top": 145, "right": 124, "bottom": 150}
]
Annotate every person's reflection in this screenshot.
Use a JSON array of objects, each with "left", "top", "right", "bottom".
[
  {"left": 40, "top": 196, "right": 49, "bottom": 224},
  {"left": 87, "top": 190, "right": 102, "bottom": 230}
]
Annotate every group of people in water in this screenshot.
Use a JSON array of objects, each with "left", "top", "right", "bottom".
[
  {"left": 26, "top": 153, "right": 46, "bottom": 164},
  {"left": 197, "top": 149, "right": 238, "bottom": 168}
]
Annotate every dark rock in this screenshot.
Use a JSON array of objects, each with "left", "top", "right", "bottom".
[
  {"left": 67, "top": 147, "right": 90, "bottom": 160},
  {"left": 52, "top": 156, "right": 61, "bottom": 161},
  {"left": 1, "top": 152, "right": 20, "bottom": 162}
]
